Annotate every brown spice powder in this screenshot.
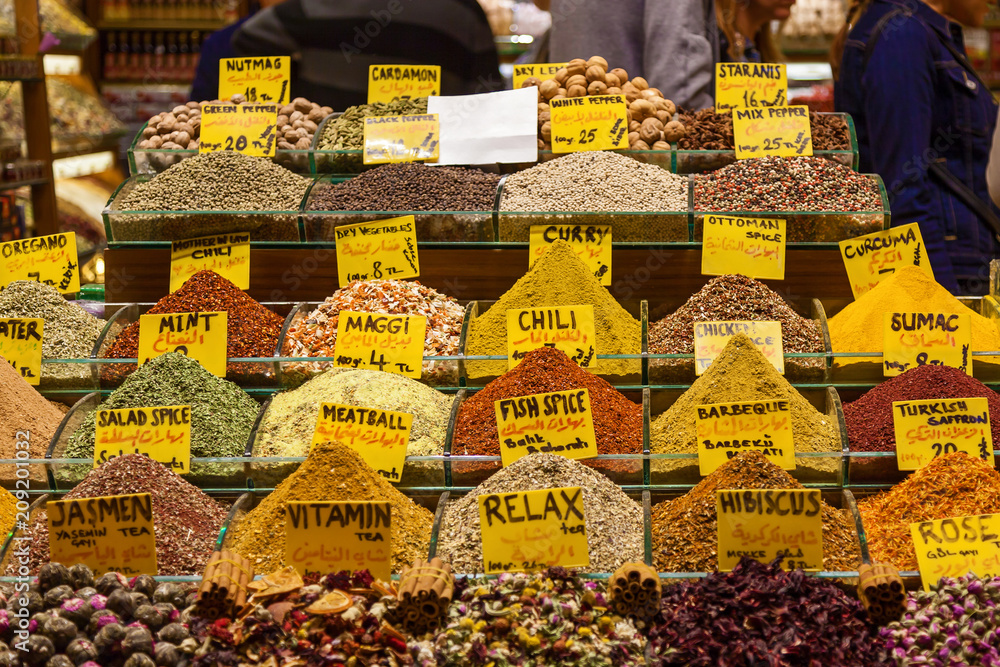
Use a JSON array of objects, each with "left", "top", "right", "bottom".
[{"left": 0, "top": 353, "right": 66, "bottom": 482}]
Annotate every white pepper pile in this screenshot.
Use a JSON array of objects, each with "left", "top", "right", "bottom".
[
  {"left": 437, "top": 453, "right": 644, "bottom": 573},
  {"left": 117, "top": 151, "right": 311, "bottom": 212}
]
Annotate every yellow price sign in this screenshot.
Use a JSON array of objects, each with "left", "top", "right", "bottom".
[
  {"left": 883, "top": 312, "right": 971, "bottom": 377},
  {"left": 892, "top": 398, "right": 991, "bottom": 471},
  {"left": 716, "top": 489, "right": 823, "bottom": 572},
  {"left": 506, "top": 305, "right": 596, "bottom": 369},
  {"left": 94, "top": 406, "right": 191, "bottom": 473},
  {"left": 910, "top": 514, "right": 1000, "bottom": 591},
  {"left": 478, "top": 486, "right": 589, "bottom": 574},
  {"left": 137, "top": 311, "right": 228, "bottom": 377},
  {"left": 701, "top": 215, "right": 786, "bottom": 280},
  {"left": 0, "top": 318, "right": 42, "bottom": 385},
  {"left": 0, "top": 232, "right": 79, "bottom": 294},
  {"left": 693, "top": 321, "right": 784, "bottom": 375},
  {"left": 285, "top": 501, "right": 391, "bottom": 581},
  {"left": 218, "top": 56, "right": 291, "bottom": 105},
  {"left": 48, "top": 493, "right": 157, "bottom": 576},
  {"left": 169, "top": 233, "right": 250, "bottom": 293},
  {"left": 550, "top": 95, "right": 629, "bottom": 153},
  {"left": 512, "top": 63, "right": 567, "bottom": 89},
  {"left": 363, "top": 114, "right": 439, "bottom": 164},
  {"left": 839, "top": 223, "right": 933, "bottom": 299},
  {"left": 333, "top": 311, "right": 426, "bottom": 379},
  {"left": 312, "top": 403, "right": 412, "bottom": 484},
  {"left": 494, "top": 388, "right": 598, "bottom": 467},
  {"left": 529, "top": 224, "right": 611, "bottom": 286},
  {"left": 367, "top": 65, "right": 441, "bottom": 104},
  {"left": 715, "top": 63, "right": 788, "bottom": 111},
  {"left": 335, "top": 215, "right": 420, "bottom": 287},
  {"left": 696, "top": 400, "right": 794, "bottom": 475},
  {"left": 733, "top": 105, "right": 812, "bottom": 160},
  {"left": 199, "top": 103, "right": 279, "bottom": 157}
]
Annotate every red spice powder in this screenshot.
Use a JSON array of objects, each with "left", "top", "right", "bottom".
[
  {"left": 452, "top": 346, "right": 642, "bottom": 456},
  {"left": 844, "top": 365, "right": 1000, "bottom": 452}
]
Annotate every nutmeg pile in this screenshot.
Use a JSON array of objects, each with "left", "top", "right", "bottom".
[
  {"left": 137, "top": 95, "right": 332, "bottom": 151},
  {"left": 524, "top": 55, "right": 686, "bottom": 151}
]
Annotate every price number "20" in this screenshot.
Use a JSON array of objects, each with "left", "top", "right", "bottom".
[{"left": 931, "top": 439, "right": 991, "bottom": 459}]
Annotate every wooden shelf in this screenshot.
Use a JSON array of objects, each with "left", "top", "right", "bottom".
[
  {"left": 0, "top": 177, "right": 48, "bottom": 190},
  {"left": 96, "top": 19, "right": 233, "bottom": 30},
  {"left": 0, "top": 56, "right": 42, "bottom": 81}
]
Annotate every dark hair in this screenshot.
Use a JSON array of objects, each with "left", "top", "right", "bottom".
[
  {"left": 716, "top": 0, "right": 783, "bottom": 63},
  {"left": 831, "top": 0, "right": 873, "bottom": 79}
]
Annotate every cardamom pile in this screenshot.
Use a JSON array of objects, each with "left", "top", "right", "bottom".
[{"left": 317, "top": 98, "right": 429, "bottom": 152}]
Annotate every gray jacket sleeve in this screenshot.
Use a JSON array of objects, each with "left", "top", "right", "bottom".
[
  {"left": 643, "top": 0, "right": 717, "bottom": 110},
  {"left": 989, "top": 107, "right": 1000, "bottom": 207},
  {"left": 232, "top": 1, "right": 300, "bottom": 58}
]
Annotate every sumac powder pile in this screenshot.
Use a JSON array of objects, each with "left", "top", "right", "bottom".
[
  {"left": 677, "top": 107, "right": 851, "bottom": 151},
  {"left": 0, "top": 354, "right": 66, "bottom": 482},
  {"left": 844, "top": 365, "right": 1000, "bottom": 452},
  {"left": 646, "top": 557, "right": 890, "bottom": 667},
  {"left": 648, "top": 274, "right": 823, "bottom": 354},
  {"left": 229, "top": 441, "right": 433, "bottom": 573},
  {"left": 858, "top": 452, "right": 1000, "bottom": 570},
  {"left": 452, "top": 346, "right": 641, "bottom": 458},
  {"left": 650, "top": 451, "right": 861, "bottom": 572},
  {"left": 8, "top": 454, "right": 228, "bottom": 575},
  {"left": 100, "top": 269, "right": 284, "bottom": 382}
]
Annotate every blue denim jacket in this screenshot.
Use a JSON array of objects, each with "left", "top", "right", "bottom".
[{"left": 835, "top": 0, "right": 999, "bottom": 293}]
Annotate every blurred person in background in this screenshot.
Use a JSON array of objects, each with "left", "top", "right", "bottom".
[
  {"left": 231, "top": 0, "right": 502, "bottom": 109},
  {"left": 716, "top": 0, "right": 796, "bottom": 62},
  {"left": 833, "top": 0, "right": 999, "bottom": 294}
]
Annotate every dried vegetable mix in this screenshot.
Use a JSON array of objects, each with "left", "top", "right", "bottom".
[
  {"left": 844, "top": 365, "right": 1000, "bottom": 452},
  {"left": 281, "top": 279, "right": 464, "bottom": 385},
  {"left": 650, "top": 451, "right": 861, "bottom": 572},
  {"left": 466, "top": 240, "right": 641, "bottom": 378},
  {"left": 647, "top": 557, "right": 890, "bottom": 666},
  {"left": 229, "top": 441, "right": 433, "bottom": 573},
  {"left": 253, "top": 368, "right": 453, "bottom": 457},
  {"left": 829, "top": 266, "right": 1000, "bottom": 357},
  {"left": 0, "top": 354, "right": 66, "bottom": 482},
  {"left": 452, "top": 346, "right": 641, "bottom": 459},
  {"left": 65, "top": 352, "right": 260, "bottom": 460},
  {"left": 7, "top": 454, "right": 228, "bottom": 575},
  {"left": 649, "top": 333, "right": 839, "bottom": 472},
  {"left": 437, "top": 453, "right": 644, "bottom": 573},
  {"left": 882, "top": 572, "right": 1000, "bottom": 666},
  {"left": 677, "top": 107, "right": 851, "bottom": 150},
  {"left": 100, "top": 270, "right": 284, "bottom": 383},
  {"left": 857, "top": 452, "right": 1000, "bottom": 571},
  {"left": 411, "top": 569, "right": 646, "bottom": 667}
]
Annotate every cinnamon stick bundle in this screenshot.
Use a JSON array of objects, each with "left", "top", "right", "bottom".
[
  {"left": 610, "top": 562, "right": 662, "bottom": 619},
  {"left": 397, "top": 557, "right": 454, "bottom": 633},
  {"left": 858, "top": 562, "right": 906, "bottom": 625},
  {"left": 194, "top": 550, "right": 255, "bottom": 619}
]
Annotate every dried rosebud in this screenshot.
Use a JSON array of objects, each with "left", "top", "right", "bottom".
[
  {"left": 66, "top": 637, "right": 99, "bottom": 665},
  {"left": 68, "top": 564, "right": 94, "bottom": 591},
  {"left": 88, "top": 611, "right": 121, "bottom": 636},
  {"left": 87, "top": 596, "right": 107, "bottom": 613},
  {"left": 57, "top": 599, "right": 89, "bottom": 629},
  {"left": 38, "top": 564, "right": 71, "bottom": 593},
  {"left": 42, "top": 616, "right": 80, "bottom": 650}
]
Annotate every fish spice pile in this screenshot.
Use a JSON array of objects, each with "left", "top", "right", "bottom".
[
  {"left": 651, "top": 451, "right": 861, "bottom": 572},
  {"left": 858, "top": 453, "right": 1000, "bottom": 570}
]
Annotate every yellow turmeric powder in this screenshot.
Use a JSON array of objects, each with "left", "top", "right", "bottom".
[{"left": 829, "top": 266, "right": 1000, "bottom": 353}]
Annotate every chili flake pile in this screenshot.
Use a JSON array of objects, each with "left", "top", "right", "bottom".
[{"left": 857, "top": 452, "right": 1000, "bottom": 571}]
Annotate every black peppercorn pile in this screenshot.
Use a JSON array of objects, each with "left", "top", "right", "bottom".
[
  {"left": 678, "top": 107, "right": 851, "bottom": 151},
  {"left": 7, "top": 454, "right": 229, "bottom": 576},
  {"left": 0, "top": 562, "right": 196, "bottom": 667},
  {"left": 307, "top": 163, "right": 500, "bottom": 211}
]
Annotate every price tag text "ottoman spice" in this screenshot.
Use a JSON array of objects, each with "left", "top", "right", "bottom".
[{"left": 701, "top": 215, "right": 786, "bottom": 280}]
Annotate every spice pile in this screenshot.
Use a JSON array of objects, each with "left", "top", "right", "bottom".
[
  {"left": 411, "top": 569, "right": 646, "bottom": 666},
  {"left": 66, "top": 352, "right": 260, "bottom": 461},
  {"left": 466, "top": 240, "right": 641, "bottom": 378},
  {"left": 452, "top": 346, "right": 641, "bottom": 460},
  {"left": 525, "top": 55, "right": 683, "bottom": 152},
  {"left": 694, "top": 156, "right": 881, "bottom": 211},
  {"left": 829, "top": 266, "right": 1000, "bottom": 355},
  {"left": 0, "top": 280, "right": 105, "bottom": 385},
  {"left": 649, "top": 334, "right": 839, "bottom": 468},
  {"left": 857, "top": 453, "right": 1000, "bottom": 570},
  {"left": 282, "top": 279, "right": 464, "bottom": 384},
  {"left": 437, "top": 453, "right": 644, "bottom": 573},
  {"left": 137, "top": 96, "right": 331, "bottom": 150},
  {"left": 317, "top": 98, "right": 428, "bottom": 151},
  {"left": 678, "top": 107, "right": 851, "bottom": 151},
  {"left": 647, "top": 557, "right": 889, "bottom": 666},
  {"left": 9, "top": 454, "right": 228, "bottom": 575},
  {"left": 229, "top": 441, "right": 433, "bottom": 573},
  {"left": 0, "top": 562, "right": 197, "bottom": 667},
  {"left": 844, "top": 365, "right": 1000, "bottom": 451},
  {"left": 648, "top": 275, "right": 824, "bottom": 381},
  {"left": 253, "top": 368, "right": 453, "bottom": 458},
  {"left": 498, "top": 151, "right": 687, "bottom": 241},
  {"left": 0, "top": 487, "right": 17, "bottom": 537},
  {"left": 650, "top": 451, "right": 861, "bottom": 572},
  {"left": 0, "top": 354, "right": 66, "bottom": 481},
  {"left": 882, "top": 572, "right": 1000, "bottom": 666},
  {"left": 100, "top": 270, "right": 284, "bottom": 382}
]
